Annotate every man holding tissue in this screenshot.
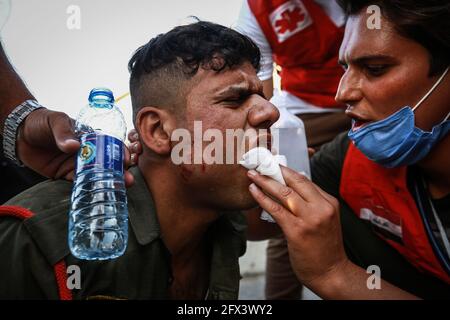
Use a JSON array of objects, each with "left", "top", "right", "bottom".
[
  {"left": 248, "top": 0, "right": 450, "bottom": 299},
  {"left": 0, "top": 21, "right": 280, "bottom": 299}
]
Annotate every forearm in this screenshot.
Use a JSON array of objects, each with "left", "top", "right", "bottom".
[
  {"left": 0, "top": 41, "right": 34, "bottom": 132},
  {"left": 309, "top": 260, "right": 420, "bottom": 300}
]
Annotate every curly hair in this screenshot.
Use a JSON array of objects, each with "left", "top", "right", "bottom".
[
  {"left": 337, "top": 0, "right": 450, "bottom": 76},
  {"left": 128, "top": 21, "right": 261, "bottom": 122}
]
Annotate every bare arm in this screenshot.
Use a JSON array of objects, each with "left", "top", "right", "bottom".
[{"left": 311, "top": 259, "right": 419, "bottom": 300}]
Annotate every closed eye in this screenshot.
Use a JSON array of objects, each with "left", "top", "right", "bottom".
[{"left": 221, "top": 96, "right": 248, "bottom": 107}]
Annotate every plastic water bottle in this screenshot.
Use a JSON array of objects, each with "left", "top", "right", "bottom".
[
  {"left": 272, "top": 106, "right": 311, "bottom": 178},
  {"left": 68, "top": 88, "right": 128, "bottom": 260},
  {"left": 262, "top": 107, "right": 311, "bottom": 223}
]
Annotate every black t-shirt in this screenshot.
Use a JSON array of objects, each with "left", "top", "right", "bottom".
[
  {"left": 431, "top": 194, "right": 450, "bottom": 262},
  {"left": 433, "top": 195, "right": 450, "bottom": 237},
  {"left": 411, "top": 170, "right": 450, "bottom": 268}
]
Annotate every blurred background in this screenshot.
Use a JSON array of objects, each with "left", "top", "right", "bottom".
[{"left": 1, "top": 0, "right": 246, "bottom": 130}]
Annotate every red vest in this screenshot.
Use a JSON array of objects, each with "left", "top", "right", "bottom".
[
  {"left": 248, "top": 0, "right": 344, "bottom": 108},
  {"left": 340, "top": 144, "right": 450, "bottom": 284}
]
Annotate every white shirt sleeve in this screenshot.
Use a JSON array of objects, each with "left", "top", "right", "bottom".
[{"left": 234, "top": 0, "right": 273, "bottom": 81}]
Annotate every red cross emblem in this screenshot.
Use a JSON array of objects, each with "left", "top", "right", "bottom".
[
  {"left": 270, "top": 0, "right": 312, "bottom": 43},
  {"left": 275, "top": 7, "right": 305, "bottom": 34}
]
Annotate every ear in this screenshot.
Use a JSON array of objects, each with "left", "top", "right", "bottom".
[{"left": 135, "top": 107, "right": 174, "bottom": 156}]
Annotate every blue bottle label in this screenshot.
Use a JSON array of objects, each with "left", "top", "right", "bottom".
[{"left": 76, "top": 133, "right": 124, "bottom": 174}]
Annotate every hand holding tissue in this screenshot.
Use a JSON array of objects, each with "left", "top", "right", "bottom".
[{"left": 240, "top": 147, "right": 287, "bottom": 222}]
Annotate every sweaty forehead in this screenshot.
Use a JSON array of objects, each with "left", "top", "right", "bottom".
[{"left": 190, "top": 62, "right": 262, "bottom": 97}]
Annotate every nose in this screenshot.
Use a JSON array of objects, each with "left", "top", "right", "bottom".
[
  {"left": 247, "top": 96, "right": 280, "bottom": 129},
  {"left": 335, "top": 70, "right": 363, "bottom": 106}
]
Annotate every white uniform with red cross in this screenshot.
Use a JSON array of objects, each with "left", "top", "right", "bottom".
[{"left": 235, "top": 0, "right": 346, "bottom": 115}]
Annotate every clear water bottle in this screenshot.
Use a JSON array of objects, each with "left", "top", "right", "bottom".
[
  {"left": 263, "top": 107, "right": 311, "bottom": 223},
  {"left": 272, "top": 106, "right": 311, "bottom": 178},
  {"left": 68, "top": 88, "right": 128, "bottom": 260}
]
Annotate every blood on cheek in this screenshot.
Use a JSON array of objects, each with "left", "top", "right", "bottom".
[
  {"left": 180, "top": 166, "right": 193, "bottom": 181},
  {"left": 179, "top": 163, "right": 208, "bottom": 182}
]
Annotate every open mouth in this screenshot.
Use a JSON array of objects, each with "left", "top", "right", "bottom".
[
  {"left": 352, "top": 119, "right": 371, "bottom": 131},
  {"left": 347, "top": 112, "right": 373, "bottom": 132},
  {"left": 346, "top": 108, "right": 373, "bottom": 132}
]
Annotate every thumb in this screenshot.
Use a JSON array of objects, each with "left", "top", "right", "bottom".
[{"left": 50, "top": 112, "right": 80, "bottom": 154}]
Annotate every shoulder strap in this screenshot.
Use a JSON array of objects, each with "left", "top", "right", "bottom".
[{"left": 0, "top": 205, "right": 73, "bottom": 300}]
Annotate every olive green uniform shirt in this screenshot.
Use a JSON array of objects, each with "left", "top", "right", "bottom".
[{"left": 0, "top": 167, "right": 247, "bottom": 299}]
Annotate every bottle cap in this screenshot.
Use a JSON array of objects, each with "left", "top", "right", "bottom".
[{"left": 88, "top": 88, "right": 114, "bottom": 103}]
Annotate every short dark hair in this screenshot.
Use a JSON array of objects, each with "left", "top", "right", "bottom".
[
  {"left": 128, "top": 21, "right": 261, "bottom": 123},
  {"left": 337, "top": 0, "right": 450, "bottom": 76}
]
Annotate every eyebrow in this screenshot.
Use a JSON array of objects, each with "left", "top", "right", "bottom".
[
  {"left": 338, "top": 54, "right": 397, "bottom": 66},
  {"left": 216, "top": 85, "right": 265, "bottom": 99}
]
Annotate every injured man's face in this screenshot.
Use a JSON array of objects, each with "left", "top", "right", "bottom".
[{"left": 170, "top": 61, "right": 280, "bottom": 211}]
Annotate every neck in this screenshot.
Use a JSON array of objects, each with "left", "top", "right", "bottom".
[
  {"left": 138, "top": 158, "right": 219, "bottom": 259},
  {"left": 418, "top": 136, "right": 450, "bottom": 199}
]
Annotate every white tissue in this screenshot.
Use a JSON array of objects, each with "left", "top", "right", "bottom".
[{"left": 240, "top": 147, "right": 287, "bottom": 223}]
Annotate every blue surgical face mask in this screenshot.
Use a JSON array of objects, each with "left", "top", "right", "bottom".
[{"left": 348, "top": 67, "right": 450, "bottom": 168}]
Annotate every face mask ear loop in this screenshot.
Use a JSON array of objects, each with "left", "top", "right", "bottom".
[
  {"left": 443, "top": 110, "right": 450, "bottom": 122},
  {"left": 412, "top": 66, "right": 449, "bottom": 112}
]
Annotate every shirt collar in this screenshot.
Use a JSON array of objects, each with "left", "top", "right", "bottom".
[{"left": 126, "top": 166, "right": 161, "bottom": 245}]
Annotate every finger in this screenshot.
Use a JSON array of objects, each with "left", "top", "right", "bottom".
[
  {"left": 311, "top": 182, "right": 339, "bottom": 209},
  {"left": 124, "top": 146, "right": 131, "bottom": 169},
  {"left": 130, "top": 142, "right": 142, "bottom": 165},
  {"left": 247, "top": 170, "right": 306, "bottom": 217},
  {"left": 122, "top": 146, "right": 136, "bottom": 187},
  {"left": 128, "top": 129, "right": 139, "bottom": 143},
  {"left": 50, "top": 112, "right": 80, "bottom": 154},
  {"left": 130, "top": 141, "right": 143, "bottom": 156},
  {"left": 248, "top": 183, "right": 297, "bottom": 230},
  {"left": 308, "top": 148, "right": 316, "bottom": 157},
  {"left": 65, "top": 171, "right": 75, "bottom": 182},
  {"left": 281, "top": 166, "right": 325, "bottom": 204},
  {"left": 53, "top": 155, "right": 76, "bottom": 180},
  {"left": 124, "top": 171, "right": 135, "bottom": 188},
  {"left": 130, "top": 153, "right": 138, "bottom": 166}
]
